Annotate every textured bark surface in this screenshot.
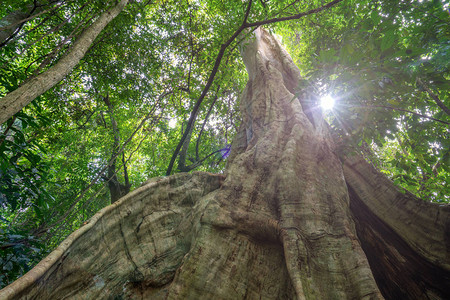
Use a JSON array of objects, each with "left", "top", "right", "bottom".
[
  {"left": 0, "top": 172, "right": 225, "bottom": 299},
  {"left": 343, "top": 155, "right": 450, "bottom": 299},
  {"left": 1, "top": 28, "right": 449, "bottom": 300},
  {"left": 166, "top": 28, "right": 381, "bottom": 299},
  {"left": 0, "top": 0, "right": 128, "bottom": 125}
]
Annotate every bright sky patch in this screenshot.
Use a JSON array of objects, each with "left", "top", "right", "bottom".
[{"left": 169, "top": 118, "right": 177, "bottom": 128}]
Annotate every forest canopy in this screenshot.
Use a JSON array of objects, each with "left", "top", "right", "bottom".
[{"left": 0, "top": 0, "right": 449, "bottom": 288}]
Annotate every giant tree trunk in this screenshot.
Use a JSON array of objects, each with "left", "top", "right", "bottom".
[
  {"left": 0, "top": 0, "right": 128, "bottom": 125},
  {"left": 1, "top": 28, "right": 449, "bottom": 300}
]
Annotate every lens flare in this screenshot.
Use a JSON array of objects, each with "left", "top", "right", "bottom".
[{"left": 320, "top": 95, "right": 335, "bottom": 110}]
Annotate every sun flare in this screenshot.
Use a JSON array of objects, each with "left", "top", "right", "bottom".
[{"left": 320, "top": 95, "right": 335, "bottom": 110}]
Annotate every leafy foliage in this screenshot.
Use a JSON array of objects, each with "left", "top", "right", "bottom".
[{"left": 279, "top": 0, "right": 449, "bottom": 202}]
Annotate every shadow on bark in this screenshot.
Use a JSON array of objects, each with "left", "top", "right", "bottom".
[{"left": 343, "top": 155, "right": 450, "bottom": 299}]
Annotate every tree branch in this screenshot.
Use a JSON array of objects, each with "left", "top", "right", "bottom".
[
  {"left": 195, "top": 86, "right": 220, "bottom": 161},
  {"left": 179, "top": 148, "right": 224, "bottom": 172},
  {"left": 43, "top": 91, "right": 171, "bottom": 230},
  {"left": 0, "top": 0, "right": 129, "bottom": 125},
  {"left": 165, "top": 11, "right": 249, "bottom": 175},
  {"left": 47, "top": 109, "right": 167, "bottom": 236},
  {"left": 0, "top": 116, "right": 16, "bottom": 148},
  {"left": 243, "top": 0, "right": 253, "bottom": 25},
  {"left": 353, "top": 105, "right": 450, "bottom": 125},
  {"left": 246, "top": 0, "right": 343, "bottom": 27},
  {"left": 416, "top": 78, "right": 450, "bottom": 116}
]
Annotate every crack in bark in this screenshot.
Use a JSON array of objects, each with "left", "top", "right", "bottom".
[{"left": 119, "top": 222, "right": 143, "bottom": 282}]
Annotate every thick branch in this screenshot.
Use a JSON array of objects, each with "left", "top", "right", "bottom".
[
  {"left": 0, "top": 0, "right": 128, "bottom": 125},
  {"left": 0, "top": 173, "right": 225, "bottom": 299},
  {"left": 164, "top": 3, "right": 251, "bottom": 175}
]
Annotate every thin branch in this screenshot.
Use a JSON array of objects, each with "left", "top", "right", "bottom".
[
  {"left": 13, "top": 2, "right": 68, "bottom": 45},
  {"left": 26, "top": 9, "right": 95, "bottom": 78},
  {"left": 246, "top": 0, "right": 343, "bottom": 27},
  {"left": 18, "top": 2, "right": 90, "bottom": 58},
  {"left": 416, "top": 78, "right": 450, "bottom": 116},
  {"left": 0, "top": 116, "right": 16, "bottom": 148},
  {"left": 179, "top": 148, "right": 224, "bottom": 172},
  {"left": 0, "top": 0, "right": 68, "bottom": 47},
  {"left": 280, "top": 0, "right": 301, "bottom": 14},
  {"left": 195, "top": 86, "right": 220, "bottom": 161},
  {"left": 0, "top": 1, "right": 64, "bottom": 32},
  {"left": 0, "top": 3, "right": 39, "bottom": 47},
  {"left": 353, "top": 105, "right": 449, "bottom": 125},
  {"left": 243, "top": 0, "right": 253, "bottom": 25},
  {"left": 122, "top": 151, "right": 130, "bottom": 187},
  {"left": 259, "top": 0, "right": 266, "bottom": 9},
  {"left": 45, "top": 109, "right": 167, "bottom": 237}
]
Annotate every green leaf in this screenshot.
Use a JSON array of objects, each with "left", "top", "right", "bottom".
[
  {"left": 319, "top": 48, "right": 337, "bottom": 63},
  {"left": 370, "top": 10, "right": 381, "bottom": 26},
  {"left": 381, "top": 29, "right": 396, "bottom": 52}
]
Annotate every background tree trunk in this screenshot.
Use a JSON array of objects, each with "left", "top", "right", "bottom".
[
  {"left": 0, "top": 0, "right": 128, "bottom": 126},
  {"left": 102, "top": 95, "right": 131, "bottom": 203},
  {"left": 0, "top": 28, "right": 449, "bottom": 300}
]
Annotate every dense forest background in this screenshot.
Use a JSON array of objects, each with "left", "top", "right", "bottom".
[{"left": 0, "top": 0, "right": 448, "bottom": 287}]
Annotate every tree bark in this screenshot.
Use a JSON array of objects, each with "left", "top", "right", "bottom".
[
  {"left": 0, "top": 0, "right": 128, "bottom": 126},
  {"left": 342, "top": 154, "right": 450, "bottom": 299},
  {"left": 1, "top": 28, "right": 449, "bottom": 300}
]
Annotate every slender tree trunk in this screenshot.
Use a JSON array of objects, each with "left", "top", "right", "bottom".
[
  {"left": 1, "top": 28, "right": 449, "bottom": 300},
  {"left": 103, "top": 95, "right": 131, "bottom": 203},
  {"left": 0, "top": 0, "right": 128, "bottom": 126}
]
